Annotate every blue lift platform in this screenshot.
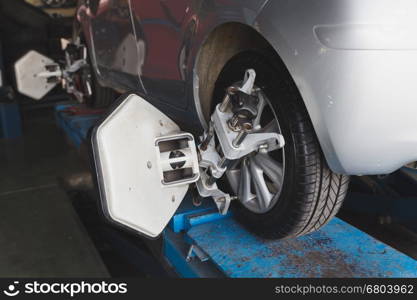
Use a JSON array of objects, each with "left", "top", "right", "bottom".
[{"left": 55, "top": 103, "right": 417, "bottom": 278}]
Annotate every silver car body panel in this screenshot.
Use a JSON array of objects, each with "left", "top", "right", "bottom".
[
  {"left": 79, "top": 0, "right": 417, "bottom": 175},
  {"left": 254, "top": 0, "right": 417, "bottom": 175}
]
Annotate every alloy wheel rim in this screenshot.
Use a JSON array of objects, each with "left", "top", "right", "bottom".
[{"left": 226, "top": 89, "right": 285, "bottom": 214}]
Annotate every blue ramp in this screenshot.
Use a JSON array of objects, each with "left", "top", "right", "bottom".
[{"left": 187, "top": 217, "right": 417, "bottom": 278}]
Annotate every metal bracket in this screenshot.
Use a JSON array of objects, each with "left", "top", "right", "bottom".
[
  {"left": 36, "top": 59, "right": 86, "bottom": 79},
  {"left": 199, "top": 137, "right": 227, "bottom": 179},
  {"left": 212, "top": 105, "right": 285, "bottom": 160},
  {"left": 195, "top": 68, "right": 285, "bottom": 215},
  {"left": 155, "top": 133, "right": 200, "bottom": 187},
  {"left": 196, "top": 171, "right": 232, "bottom": 215},
  {"left": 186, "top": 244, "right": 210, "bottom": 262},
  {"left": 239, "top": 69, "right": 257, "bottom": 94},
  {"left": 211, "top": 68, "right": 285, "bottom": 160}
]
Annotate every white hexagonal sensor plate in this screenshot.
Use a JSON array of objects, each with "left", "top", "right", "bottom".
[
  {"left": 92, "top": 94, "right": 199, "bottom": 238},
  {"left": 14, "top": 50, "right": 58, "bottom": 100}
]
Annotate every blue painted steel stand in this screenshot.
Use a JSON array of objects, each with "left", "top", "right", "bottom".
[
  {"left": 55, "top": 103, "right": 417, "bottom": 278},
  {"left": 0, "top": 103, "right": 22, "bottom": 139},
  {"left": 163, "top": 200, "right": 417, "bottom": 278}
]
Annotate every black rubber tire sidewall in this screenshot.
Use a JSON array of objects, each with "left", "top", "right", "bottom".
[
  {"left": 88, "top": 68, "right": 116, "bottom": 108},
  {"left": 213, "top": 51, "right": 322, "bottom": 239},
  {"left": 74, "top": 22, "right": 116, "bottom": 108}
]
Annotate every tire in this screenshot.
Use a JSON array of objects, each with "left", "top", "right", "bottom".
[
  {"left": 87, "top": 70, "right": 116, "bottom": 108},
  {"left": 72, "top": 24, "right": 116, "bottom": 108},
  {"left": 213, "top": 51, "right": 350, "bottom": 239}
]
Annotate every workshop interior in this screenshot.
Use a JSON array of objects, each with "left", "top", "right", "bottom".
[{"left": 0, "top": 0, "right": 417, "bottom": 280}]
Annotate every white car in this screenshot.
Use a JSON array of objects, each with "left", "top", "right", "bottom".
[{"left": 25, "top": 0, "right": 417, "bottom": 239}]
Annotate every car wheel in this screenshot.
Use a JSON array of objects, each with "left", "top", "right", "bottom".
[
  {"left": 72, "top": 26, "right": 116, "bottom": 108},
  {"left": 212, "top": 51, "right": 350, "bottom": 239},
  {"left": 86, "top": 68, "right": 116, "bottom": 108}
]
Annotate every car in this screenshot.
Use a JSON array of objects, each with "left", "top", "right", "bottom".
[
  {"left": 69, "top": 0, "right": 417, "bottom": 239},
  {"left": 40, "top": 0, "right": 77, "bottom": 8}
]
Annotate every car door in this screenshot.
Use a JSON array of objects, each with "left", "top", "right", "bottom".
[
  {"left": 128, "top": 0, "right": 191, "bottom": 109},
  {"left": 87, "top": 0, "right": 145, "bottom": 92}
]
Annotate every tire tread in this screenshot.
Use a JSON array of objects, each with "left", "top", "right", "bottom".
[{"left": 214, "top": 51, "right": 350, "bottom": 239}]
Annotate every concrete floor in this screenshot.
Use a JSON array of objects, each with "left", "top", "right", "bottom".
[{"left": 0, "top": 107, "right": 109, "bottom": 277}]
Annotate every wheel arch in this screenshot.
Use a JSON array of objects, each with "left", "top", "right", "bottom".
[
  {"left": 192, "top": 20, "right": 343, "bottom": 174},
  {"left": 193, "top": 22, "right": 279, "bottom": 125}
]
